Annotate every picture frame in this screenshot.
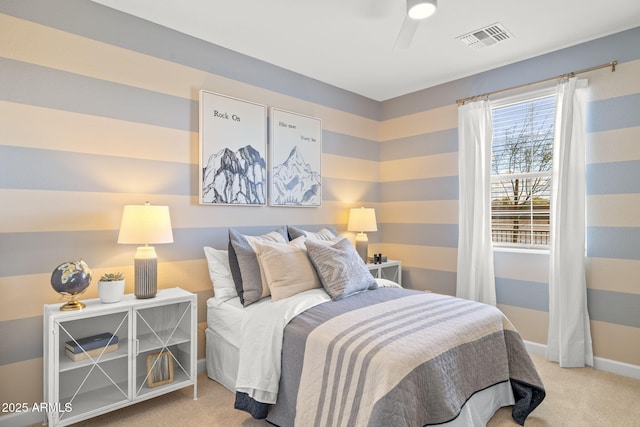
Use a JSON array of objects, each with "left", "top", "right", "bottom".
[
  {"left": 146, "top": 351, "right": 174, "bottom": 388},
  {"left": 199, "top": 90, "right": 268, "bottom": 206},
  {"left": 269, "top": 108, "right": 322, "bottom": 207}
]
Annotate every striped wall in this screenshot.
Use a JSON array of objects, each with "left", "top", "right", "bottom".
[
  {"left": 1, "top": 0, "right": 638, "bottom": 417},
  {"left": 378, "top": 27, "right": 640, "bottom": 368},
  {"left": 0, "top": 1, "right": 381, "bottom": 410}
]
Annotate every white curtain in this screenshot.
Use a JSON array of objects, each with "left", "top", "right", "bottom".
[
  {"left": 456, "top": 100, "right": 496, "bottom": 306},
  {"left": 546, "top": 77, "right": 594, "bottom": 367}
]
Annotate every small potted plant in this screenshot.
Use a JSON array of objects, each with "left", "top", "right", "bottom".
[{"left": 98, "top": 272, "right": 125, "bottom": 304}]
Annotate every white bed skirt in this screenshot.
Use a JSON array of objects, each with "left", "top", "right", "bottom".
[{"left": 205, "top": 326, "right": 515, "bottom": 426}]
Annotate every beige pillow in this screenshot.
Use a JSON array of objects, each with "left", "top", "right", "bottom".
[{"left": 253, "top": 237, "right": 321, "bottom": 301}]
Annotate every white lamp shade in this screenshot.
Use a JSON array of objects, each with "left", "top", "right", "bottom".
[
  {"left": 347, "top": 207, "right": 378, "bottom": 233},
  {"left": 407, "top": 0, "right": 437, "bottom": 20},
  {"left": 117, "top": 203, "right": 174, "bottom": 245}
]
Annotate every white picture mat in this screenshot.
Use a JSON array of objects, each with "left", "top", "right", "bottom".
[
  {"left": 269, "top": 108, "right": 322, "bottom": 207},
  {"left": 199, "top": 90, "right": 267, "bottom": 205}
]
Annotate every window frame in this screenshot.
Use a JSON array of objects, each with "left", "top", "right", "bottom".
[{"left": 489, "top": 86, "right": 556, "bottom": 251}]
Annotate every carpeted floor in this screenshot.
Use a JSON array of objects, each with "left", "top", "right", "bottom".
[{"left": 56, "top": 352, "right": 640, "bottom": 426}]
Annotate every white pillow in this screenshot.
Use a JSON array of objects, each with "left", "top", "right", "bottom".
[
  {"left": 203, "top": 247, "right": 237, "bottom": 303},
  {"left": 253, "top": 237, "right": 321, "bottom": 301}
]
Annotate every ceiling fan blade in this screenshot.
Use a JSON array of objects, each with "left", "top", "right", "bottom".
[{"left": 394, "top": 16, "right": 419, "bottom": 49}]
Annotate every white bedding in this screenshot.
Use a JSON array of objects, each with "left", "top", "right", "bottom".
[
  {"left": 234, "top": 288, "right": 331, "bottom": 404},
  {"left": 206, "top": 296, "right": 246, "bottom": 348}
]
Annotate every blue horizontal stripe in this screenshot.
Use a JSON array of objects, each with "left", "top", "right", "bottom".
[
  {"left": 0, "top": 316, "right": 42, "bottom": 366},
  {"left": 587, "top": 226, "right": 640, "bottom": 260},
  {"left": 0, "top": 0, "right": 380, "bottom": 120},
  {"left": 496, "top": 277, "right": 549, "bottom": 312},
  {"left": 0, "top": 224, "right": 335, "bottom": 277},
  {"left": 587, "top": 289, "right": 640, "bottom": 328},
  {"left": 381, "top": 223, "right": 458, "bottom": 248},
  {"left": 323, "top": 130, "right": 379, "bottom": 161},
  {"left": 587, "top": 93, "right": 640, "bottom": 133},
  {"left": 0, "top": 145, "right": 192, "bottom": 195},
  {"left": 381, "top": 128, "right": 458, "bottom": 161},
  {"left": 380, "top": 176, "right": 458, "bottom": 202},
  {"left": 587, "top": 160, "right": 640, "bottom": 195},
  {"left": 0, "top": 58, "right": 196, "bottom": 132}
]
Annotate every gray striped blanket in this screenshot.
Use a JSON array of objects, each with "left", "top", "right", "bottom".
[{"left": 238, "top": 288, "right": 545, "bottom": 426}]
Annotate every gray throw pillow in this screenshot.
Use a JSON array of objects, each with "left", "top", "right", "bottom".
[
  {"left": 228, "top": 227, "right": 288, "bottom": 306},
  {"left": 305, "top": 238, "right": 378, "bottom": 300},
  {"left": 287, "top": 225, "right": 338, "bottom": 241}
]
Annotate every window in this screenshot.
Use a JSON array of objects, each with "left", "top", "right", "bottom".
[{"left": 490, "top": 90, "right": 556, "bottom": 248}]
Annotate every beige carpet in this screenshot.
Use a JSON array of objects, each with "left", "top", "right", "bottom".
[{"left": 57, "top": 353, "right": 640, "bottom": 426}]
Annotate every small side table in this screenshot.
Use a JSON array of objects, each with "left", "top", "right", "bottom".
[{"left": 366, "top": 260, "right": 402, "bottom": 286}]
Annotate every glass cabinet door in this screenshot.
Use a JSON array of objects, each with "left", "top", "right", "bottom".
[
  {"left": 133, "top": 300, "right": 193, "bottom": 398},
  {"left": 54, "top": 310, "right": 130, "bottom": 425}
]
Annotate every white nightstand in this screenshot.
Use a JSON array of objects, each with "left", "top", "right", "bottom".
[
  {"left": 43, "top": 287, "right": 197, "bottom": 426},
  {"left": 366, "top": 260, "right": 402, "bottom": 286}
]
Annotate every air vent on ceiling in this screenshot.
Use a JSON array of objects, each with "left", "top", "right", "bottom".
[{"left": 456, "top": 23, "right": 513, "bottom": 49}]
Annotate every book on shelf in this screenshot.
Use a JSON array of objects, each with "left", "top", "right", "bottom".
[
  {"left": 65, "top": 343, "right": 118, "bottom": 361},
  {"left": 65, "top": 332, "right": 119, "bottom": 354}
]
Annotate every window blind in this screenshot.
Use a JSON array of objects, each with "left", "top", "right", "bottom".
[{"left": 490, "top": 94, "right": 555, "bottom": 247}]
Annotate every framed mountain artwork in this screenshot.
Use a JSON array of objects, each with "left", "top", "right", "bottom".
[
  {"left": 199, "top": 90, "right": 267, "bottom": 205},
  {"left": 269, "top": 108, "right": 322, "bottom": 207}
]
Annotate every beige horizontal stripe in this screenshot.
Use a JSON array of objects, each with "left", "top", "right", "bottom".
[
  {"left": 0, "top": 260, "right": 210, "bottom": 322},
  {"left": 494, "top": 250, "right": 550, "bottom": 284},
  {"left": 380, "top": 152, "right": 457, "bottom": 181},
  {"left": 0, "top": 358, "right": 42, "bottom": 407},
  {"left": 590, "top": 320, "right": 640, "bottom": 366},
  {"left": 378, "top": 200, "right": 458, "bottom": 225},
  {"left": 0, "top": 100, "right": 195, "bottom": 163},
  {"left": 0, "top": 14, "right": 379, "bottom": 140},
  {"left": 586, "top": 258, "right": 640, "bottom": 294},
  {"left": 588, "top": 194, "right": 640, "bottom": 227},
  {"left": 587, "top": 59, "right": 640, "bottom": 102},
  {"left": 323, "top": 153, "right": 379, "bottom": 182},
  {"left": 380, "top": 104, "right": 457, "bottom": 142},
  {"left": 197, "top": 321, "right": 207, "bottom": 360},
  {"left": 497, "top": 304, "right": 549, "bottom": 345},
  {"left": 587, "top": 126, "right": 640, "bottom": 164},
  {"left": 377, "top": 243, "right": 457, "bottom": 272},
  {"left": 0, "top": 188, "right": 359, "bottom": 233}
]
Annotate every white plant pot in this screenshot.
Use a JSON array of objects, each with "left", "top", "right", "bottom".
[{"left": 98, "top": 280, "right": 125, "bottom": 303}]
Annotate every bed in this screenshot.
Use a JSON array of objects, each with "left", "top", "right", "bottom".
[{"left": 204, "top": 226, "right": 545, "bottom": 426}]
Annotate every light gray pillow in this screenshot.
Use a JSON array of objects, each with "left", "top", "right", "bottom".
[
  {"left": 228, "top": 227, "right": 288, "bottom": 306},
  {"left": 305, "top": 238, "right": 378, "bottom": 300},
  {"left": 203, "top": 247, "right": 237, "bottom": 303},
  {"left": 287, "top": 225, "right": 338, "bottom": 241}
]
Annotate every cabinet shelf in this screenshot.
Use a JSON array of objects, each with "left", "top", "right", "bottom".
[
  {"left": 58, "top": 346, "right": 129, "bottom": 373},
  {"left": 44, "top": 288, "right": 197, "bottom": 426},
  {"left": 137, "top": 329, "right": 191, "bottom": 354}
]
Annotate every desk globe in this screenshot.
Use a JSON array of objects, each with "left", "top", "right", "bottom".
[{"left": 50, "top": 260, "right": 92, "bottom": 311}]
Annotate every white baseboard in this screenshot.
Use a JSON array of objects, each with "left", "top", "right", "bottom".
[{"left": 524, "top": 340, "right": 640, "bottom": 380}]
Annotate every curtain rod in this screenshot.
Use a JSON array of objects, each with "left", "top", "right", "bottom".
[{"left": 456, "top": 60, "right": 617, "bottom": 106}]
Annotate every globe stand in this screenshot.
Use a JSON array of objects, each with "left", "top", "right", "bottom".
[{"left": 60, "top": 296, "right": 86, "bottom": 311}]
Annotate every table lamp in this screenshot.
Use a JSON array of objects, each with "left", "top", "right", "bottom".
[
  {"left": 118, "top": 202, "right": 173, "bottom": 299},
  {"left": 347, "top": 207, "right": 377, "bottom": 263}
]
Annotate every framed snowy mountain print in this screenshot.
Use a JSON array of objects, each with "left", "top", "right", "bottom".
[
  {"left": 199, "top": 90, "right": 267, "bottom": 205},
  {"left": 269, "top": 108, "right": 322, "bottom": 207}
]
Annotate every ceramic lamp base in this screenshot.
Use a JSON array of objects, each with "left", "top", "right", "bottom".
[
  {"left": 134, "top": 246, "right": 158, "bottom": 299},
  {"left": 355, "top": 233, "right": 369, "bottom": 264}
]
